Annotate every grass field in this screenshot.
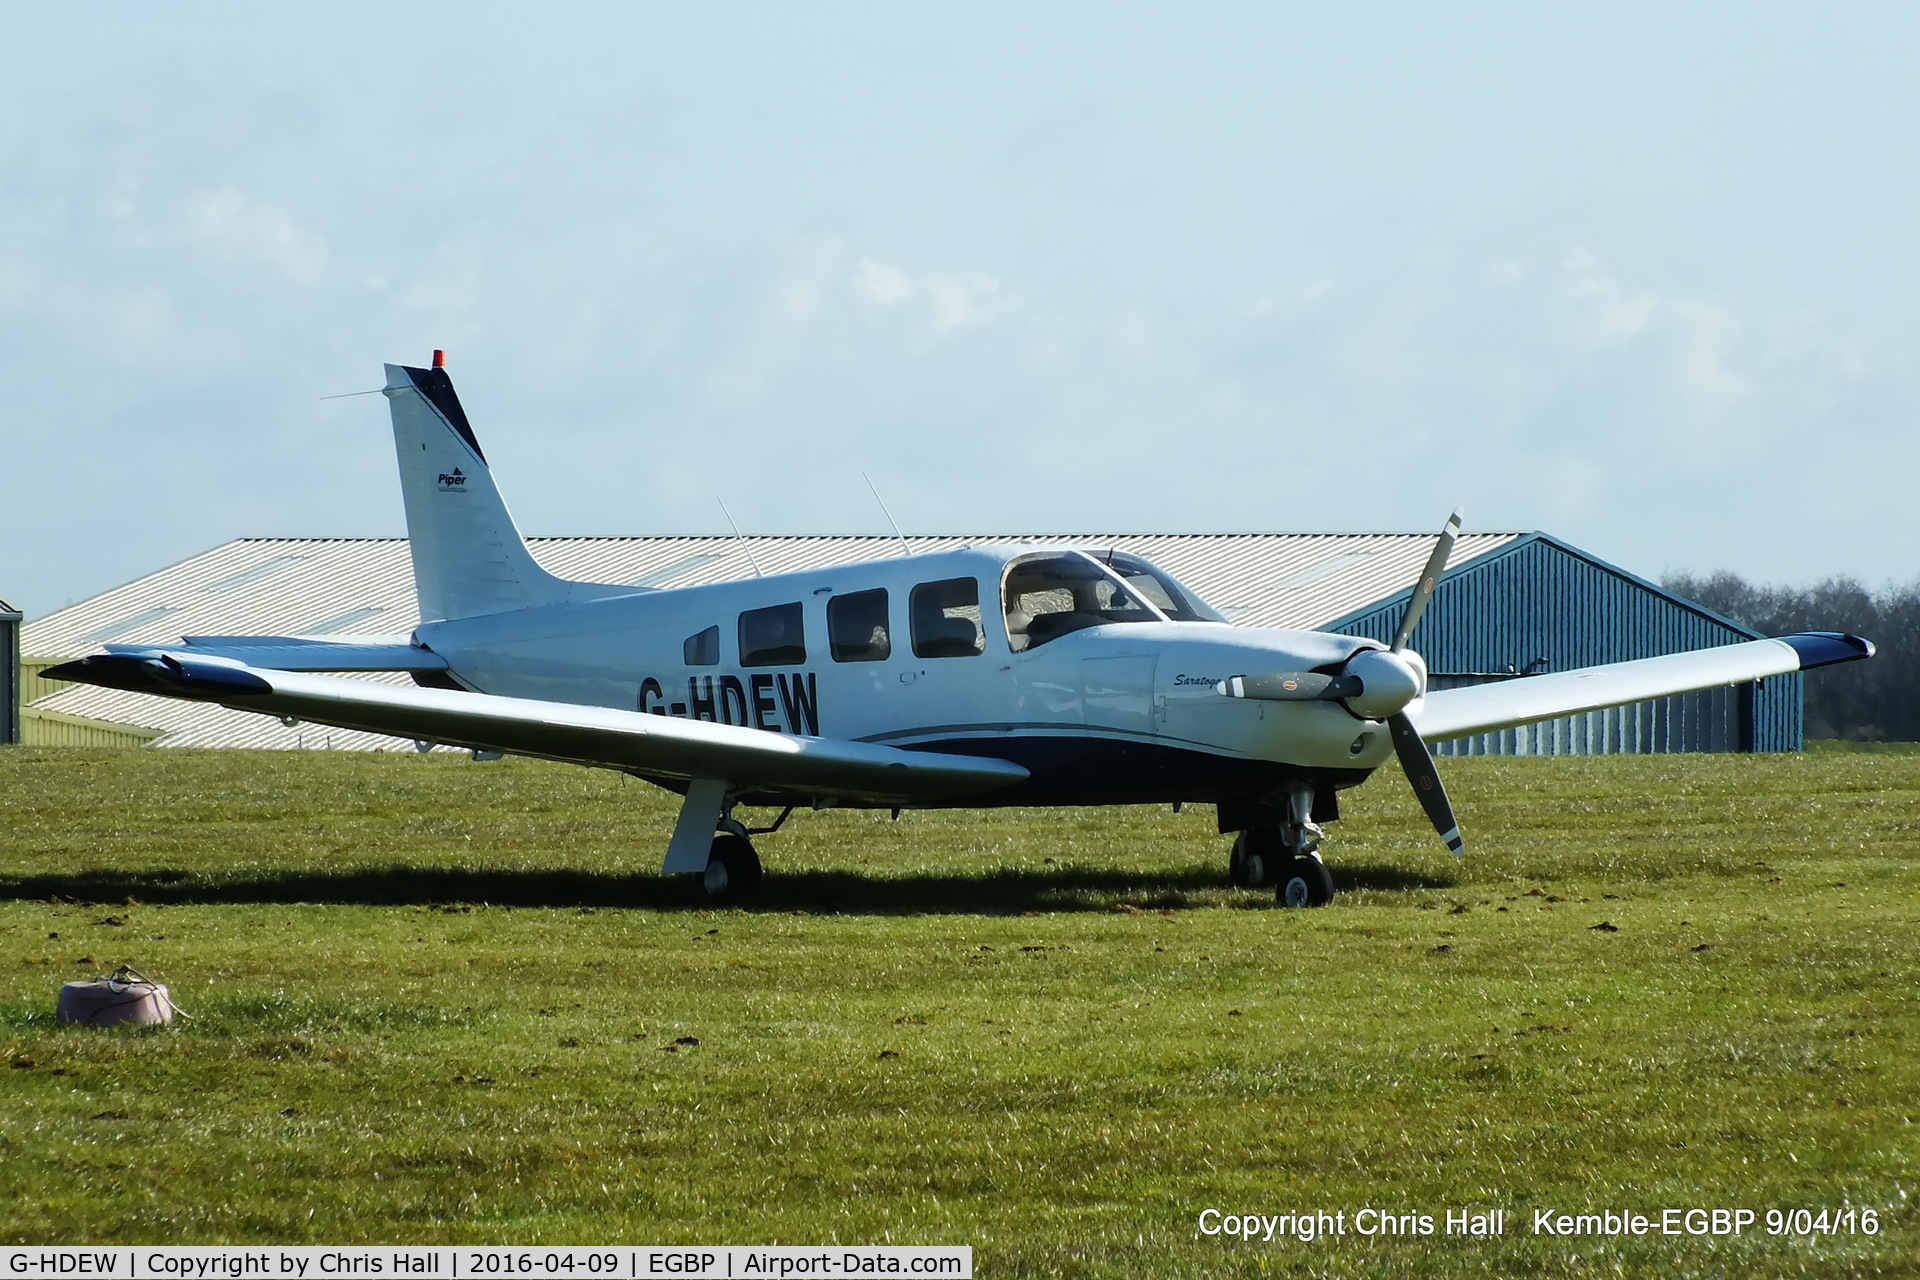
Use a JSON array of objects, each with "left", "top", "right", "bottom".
[{"left": 1, "top": 745, "right": 1916, "bottom": 1277}]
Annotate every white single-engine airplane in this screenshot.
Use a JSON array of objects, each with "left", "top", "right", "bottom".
[{"left": 49, "top": 356, "right": 1876, "bottom": 906}]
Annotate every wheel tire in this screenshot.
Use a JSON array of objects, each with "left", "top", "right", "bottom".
[
  {"left": 1229, "top": 827, "right": 1282, "bottom": 889},
  {"left": 700, "top": 833, "right": 763, "bottom": 903},
  {"left": 1277, "top": 854, "right": 1335, "bottom": 908}
]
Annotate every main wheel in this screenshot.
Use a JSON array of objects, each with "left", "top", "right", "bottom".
[
  {"left": 1276, "top": 854, "right": 1335, "bottom": 908},
  {"left": 701, "top": 833, "right": 763, "bottom": 902},
  {"left": 1229, "top": 826, "right": 1282, "bottom": 889}
]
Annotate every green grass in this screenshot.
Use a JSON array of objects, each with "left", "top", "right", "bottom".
[{"left": 1, "top": 746, "right": 1916, "bottom": 1277}]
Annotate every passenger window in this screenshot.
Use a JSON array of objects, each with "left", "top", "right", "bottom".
[
  {"left": 828, "top": 589, "right": 891, "bottom": 662},
  {"left": 684, "top": 625, "right": 720, "bottom": 666},
  {"left": 910, "top": 578, "right": 984, "bottom": 658},
  {"left": 739, "top": 602, "right": 805, "bottom": 667}
]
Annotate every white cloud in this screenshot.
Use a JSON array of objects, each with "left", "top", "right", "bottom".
[
  {"left": 1557, "top": 249, "right": 1755, "bottom": 421},
  {"left": 852, "top": 256, "right": 1015, "bottom": 335},
  {"left": 766, "top": 236, "right": 846, "bottom": 331},
  {"left": 1560, "top": 248, "right": 1656, "bottom": 342},
  {"left": 852, "top": 258, "right": 913, "bottom": 306},
  {"left": 184, "top": 187, "right": 327, "bottom": 284},
  {"left": 922, "top": 272, "right": 1007, "bottom": 334}
]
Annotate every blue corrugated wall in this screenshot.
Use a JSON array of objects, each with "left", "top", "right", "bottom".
[{"left": 1323, "top": 534, "right": 1803, "bottom": 754}]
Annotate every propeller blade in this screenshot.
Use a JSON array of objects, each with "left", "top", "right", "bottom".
[
  {"left": 1390, "top": 508, "right": 1464, "bottom": 653},
  {"left": 1218, "top": 672, "right": 1363, "bottom": 701},
  {"left": 1388, "top": 711, "right": 1464, "bottom": 857}
]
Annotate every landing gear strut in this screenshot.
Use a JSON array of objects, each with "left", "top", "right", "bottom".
[{"left": 1229, "top": 785, "right": 1335, "bottom": 907}]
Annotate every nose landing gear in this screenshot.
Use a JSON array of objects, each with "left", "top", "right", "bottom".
[
  {"left": 1277, "top": 852, "right": 1334, "bottom": 908},
  {"left": 1228, "top": 785, "right": 1336, "bottom": 907}
]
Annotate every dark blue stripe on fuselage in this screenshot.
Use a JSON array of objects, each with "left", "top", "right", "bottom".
[{"left": 734, "top": 732, "right": 1373, "bottom": 810}]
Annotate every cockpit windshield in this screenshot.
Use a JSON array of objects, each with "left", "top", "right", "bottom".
[
  {"left": 1100, "top": 551, "right": 1228, "bottom": 624},
  {"left": 1001, "top": 550, "right": 1224, "bottom": 651},
  {"left": 1003, "top": 554, "right": 1146, "bottom": 651}
]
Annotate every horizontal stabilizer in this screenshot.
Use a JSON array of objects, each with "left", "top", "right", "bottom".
[
  {"left": 166, "top": 634, "right": 450, "bottom": 673},
  {"left": 44, "top": 650, "right": 1029, "bottom": 806},
  {"left": 1413, "top": 632, "right": 1875, "bottom": 742}
]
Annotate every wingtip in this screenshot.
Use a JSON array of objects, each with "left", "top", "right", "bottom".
[
  {"left": 39, "top": 651, "right": 273, "bottom": 699},
  {"left": 1780, "top": 632, "right": 1876, "bottom": 670}
]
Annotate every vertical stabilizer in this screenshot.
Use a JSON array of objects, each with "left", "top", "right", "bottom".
[{"left": 384, "top": 361, "right": 570, "bottom": 622}]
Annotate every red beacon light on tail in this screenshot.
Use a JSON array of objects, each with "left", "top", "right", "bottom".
[{"left": 431, "top": 349, "right": 445, "bottom": 369}]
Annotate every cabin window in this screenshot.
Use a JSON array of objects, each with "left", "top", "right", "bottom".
[
  {"left": 828, "top": 589, "right": 891, "bottom": 662},
  {"left": 684, "top": 625, "right": 720, "bottom": 666},
  {"left": 739, "top": 602, "right": 806, "bottom": 667},
  {"left": 910, "top": 578, "right": 984, "bottom": 658},
  {"left": 1002, "top": 552, "right": 1159, "bottom": 652}
]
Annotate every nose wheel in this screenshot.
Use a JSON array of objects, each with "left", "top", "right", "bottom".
[
  {"left": 1232, "top": 828, "right": 1336, "bottom": 907},
  {"left": 1230, "top": 784, "right": 1336, "bottom": 907},
  {"left": 700, "top": 832, "right": 762, "bottom": 903},
  {"left": 1277, "top": 853, "right": 1334, "bottom": 908}
]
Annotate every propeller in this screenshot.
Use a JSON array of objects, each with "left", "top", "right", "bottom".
[
  {"left": 1386, "top": 508, "right": 1465, "bottom": 856},
  {"left": 1391, "top": 508, "right": 1462, "bottom": 653},
  {"left": 1220, "top": 508, "right": 1467, "bottom": 856},
  {"left": 1218, "top": 672, "right": 1362, "bottom": 701},
  {"left": 1387, "top": 708, "right": 1462, "bottom": 856}
]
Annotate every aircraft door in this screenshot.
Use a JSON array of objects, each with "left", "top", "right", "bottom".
[{"left": 1080, "top": 656, "right": 1157, "bottom": 735}]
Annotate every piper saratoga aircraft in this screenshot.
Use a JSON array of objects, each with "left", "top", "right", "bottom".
[{"left": 48, "top": 355, "right": 1875, "bottom": 907}]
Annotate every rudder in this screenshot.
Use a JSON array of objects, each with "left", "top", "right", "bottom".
[{"left": 384, "top": 359, "right": 571, "bottom": 622}]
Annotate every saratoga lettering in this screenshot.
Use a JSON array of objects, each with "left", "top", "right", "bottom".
[{"left": 640, "top": 672, "right": 819, "bottom": 736}]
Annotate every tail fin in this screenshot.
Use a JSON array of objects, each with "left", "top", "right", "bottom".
[{"left": 384, "top": 361, "right": 572, "bottom": 622}]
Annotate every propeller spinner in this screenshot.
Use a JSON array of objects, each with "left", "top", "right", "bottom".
[{"left": 1221, "top": 508, "right": 1467, "bottom": 856}]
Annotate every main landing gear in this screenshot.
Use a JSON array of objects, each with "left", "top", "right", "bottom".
[
  {"left": 701, "top": 829, "right": 762, "bottom": 903},
  {"left": 694, "top": 805, "right": 792, "bottom": 904},
  {"left": 1228, "top": 785, "right": 1335, "bottom": 908}
]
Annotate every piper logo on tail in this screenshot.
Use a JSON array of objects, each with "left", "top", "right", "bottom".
[{"left": 437, "top": 467, "right": 468, "bottom": 490}]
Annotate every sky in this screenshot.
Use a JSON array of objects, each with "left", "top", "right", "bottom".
[{"left": 2, "top": 4, "right": 1916, "bottom": 619}]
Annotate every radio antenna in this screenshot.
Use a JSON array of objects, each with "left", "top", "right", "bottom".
[
  {"left": 864, "top": 472, "right": 913, "bottom": 557},
  {"left": 716, "top": 498, "right": 764, "bottom": 578}
]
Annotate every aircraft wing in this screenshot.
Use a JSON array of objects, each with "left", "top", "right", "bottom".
[
  {"left": 1412, "top": 632, "right": 1874, "bottom": 742},
  {"left": 44, "top": 650, "right": 1028, "bottom": 805}
]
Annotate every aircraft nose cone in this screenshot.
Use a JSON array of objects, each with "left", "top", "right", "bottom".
[{"left": 1343, "top": 648, "right": 1422, "bottom": 720}]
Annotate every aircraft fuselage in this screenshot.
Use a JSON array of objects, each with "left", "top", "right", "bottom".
[{"left": 418, "top": 546, "right": 1400, "bottom": 809}]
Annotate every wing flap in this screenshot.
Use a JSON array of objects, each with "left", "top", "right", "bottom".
[
  {"left": 44, "top": 651, "right": 1027, "bottom": 804},
  {"left": 1412, "top": 633, "right": 1873, "bottom": 742}
]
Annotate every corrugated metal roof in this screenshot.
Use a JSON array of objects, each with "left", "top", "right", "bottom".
[
  {"left": 20, "top": 530, "right": 1523, "bottom": 748},
  {"left": 24, "top": 532, "right": 1522, "bottom": 653}
]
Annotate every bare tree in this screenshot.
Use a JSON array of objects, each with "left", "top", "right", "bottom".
[{"left": 1663, "top": 573, "right": 1918, "bottom": 741}]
